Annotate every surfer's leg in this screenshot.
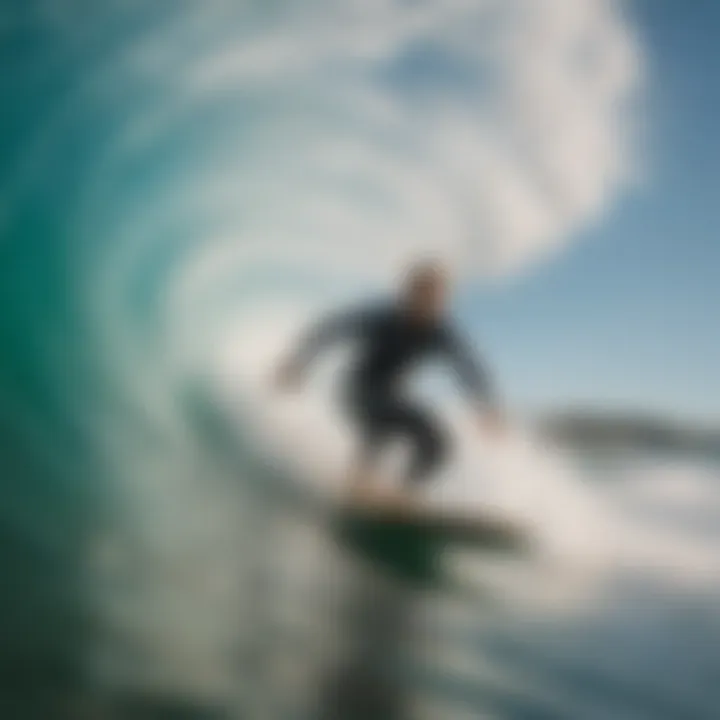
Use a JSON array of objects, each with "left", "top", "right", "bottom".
[
  {"left": 348, "top": 433, "right": 383, "bottom": 489},
  {"left": 358, "top": 396, "right": 449, "bottom": 486},
  {"left": 399, "top": 405, "right": 449, "bottom": 486},
  {"left": 345, "top": 389, "right": 391, "bottom": 490},
  {"left": 345, "top": 389, "right": 447, "bottom": 490}
]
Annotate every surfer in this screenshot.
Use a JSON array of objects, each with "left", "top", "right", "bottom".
[{"left": 274, "top": 261, "right": 504, "bottom": 493}]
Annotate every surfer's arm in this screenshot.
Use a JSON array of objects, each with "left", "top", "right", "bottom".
[
  {"left": 442, "top": 328, "right": 506, "bottom": 437},
  {"left": 280, "top": 307, "right": 373, "bottom": 381},
  {"left": 442, "top": 327, "right": 498, "bottom": 411}
]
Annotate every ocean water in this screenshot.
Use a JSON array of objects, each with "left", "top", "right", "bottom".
[
  {"left": 4, "top": 2, "right": 718, "bottom": 719},
  {"left": 7, "top": 359, "right": 720, "bottom": 720}
]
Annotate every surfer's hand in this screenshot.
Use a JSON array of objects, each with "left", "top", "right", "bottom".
[{"left": 479, "top": 407, "right": 506, "bottom": 439}]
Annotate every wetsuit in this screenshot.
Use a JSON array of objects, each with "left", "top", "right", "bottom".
[{"left": 290, "top": 302, "right": 496, "bottom": 484}]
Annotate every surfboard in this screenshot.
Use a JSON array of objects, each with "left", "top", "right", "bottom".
[
  {"left": 334, "top": 488, "right": 531, "bottom": 586},
  {"left": 338, "top": 488, "right": 530, "bottom": 551}
]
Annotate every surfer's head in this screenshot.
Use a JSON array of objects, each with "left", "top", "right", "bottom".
[{"left": 401, "top": 259, "right": 450, "bottom": 322}]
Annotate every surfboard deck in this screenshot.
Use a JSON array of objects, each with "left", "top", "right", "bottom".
[{"left": 336, "top": 488, "right": 531, "bottom": 553}]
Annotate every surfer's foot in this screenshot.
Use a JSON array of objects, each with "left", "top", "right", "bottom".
[
  {"left": 347, "top": 483, "right": 422, "bottom": 517},
  {"left": 347, "top": 480, "right": 382, "bottom": 505},
  {"left": 347, "top": 465, "right": 377, "bottom": 495}
]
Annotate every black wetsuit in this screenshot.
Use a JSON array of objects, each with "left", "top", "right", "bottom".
[{"left": 291, "top": 302, "right": 496, "bottom": 484}]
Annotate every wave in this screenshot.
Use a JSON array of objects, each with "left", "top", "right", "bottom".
[{"left": 12, "top": 2, "right": 720, "bottom": 718}]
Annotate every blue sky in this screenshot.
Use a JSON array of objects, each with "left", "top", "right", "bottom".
[{"left": 462, "top": 0, "right": 720, "bottom": 423}]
